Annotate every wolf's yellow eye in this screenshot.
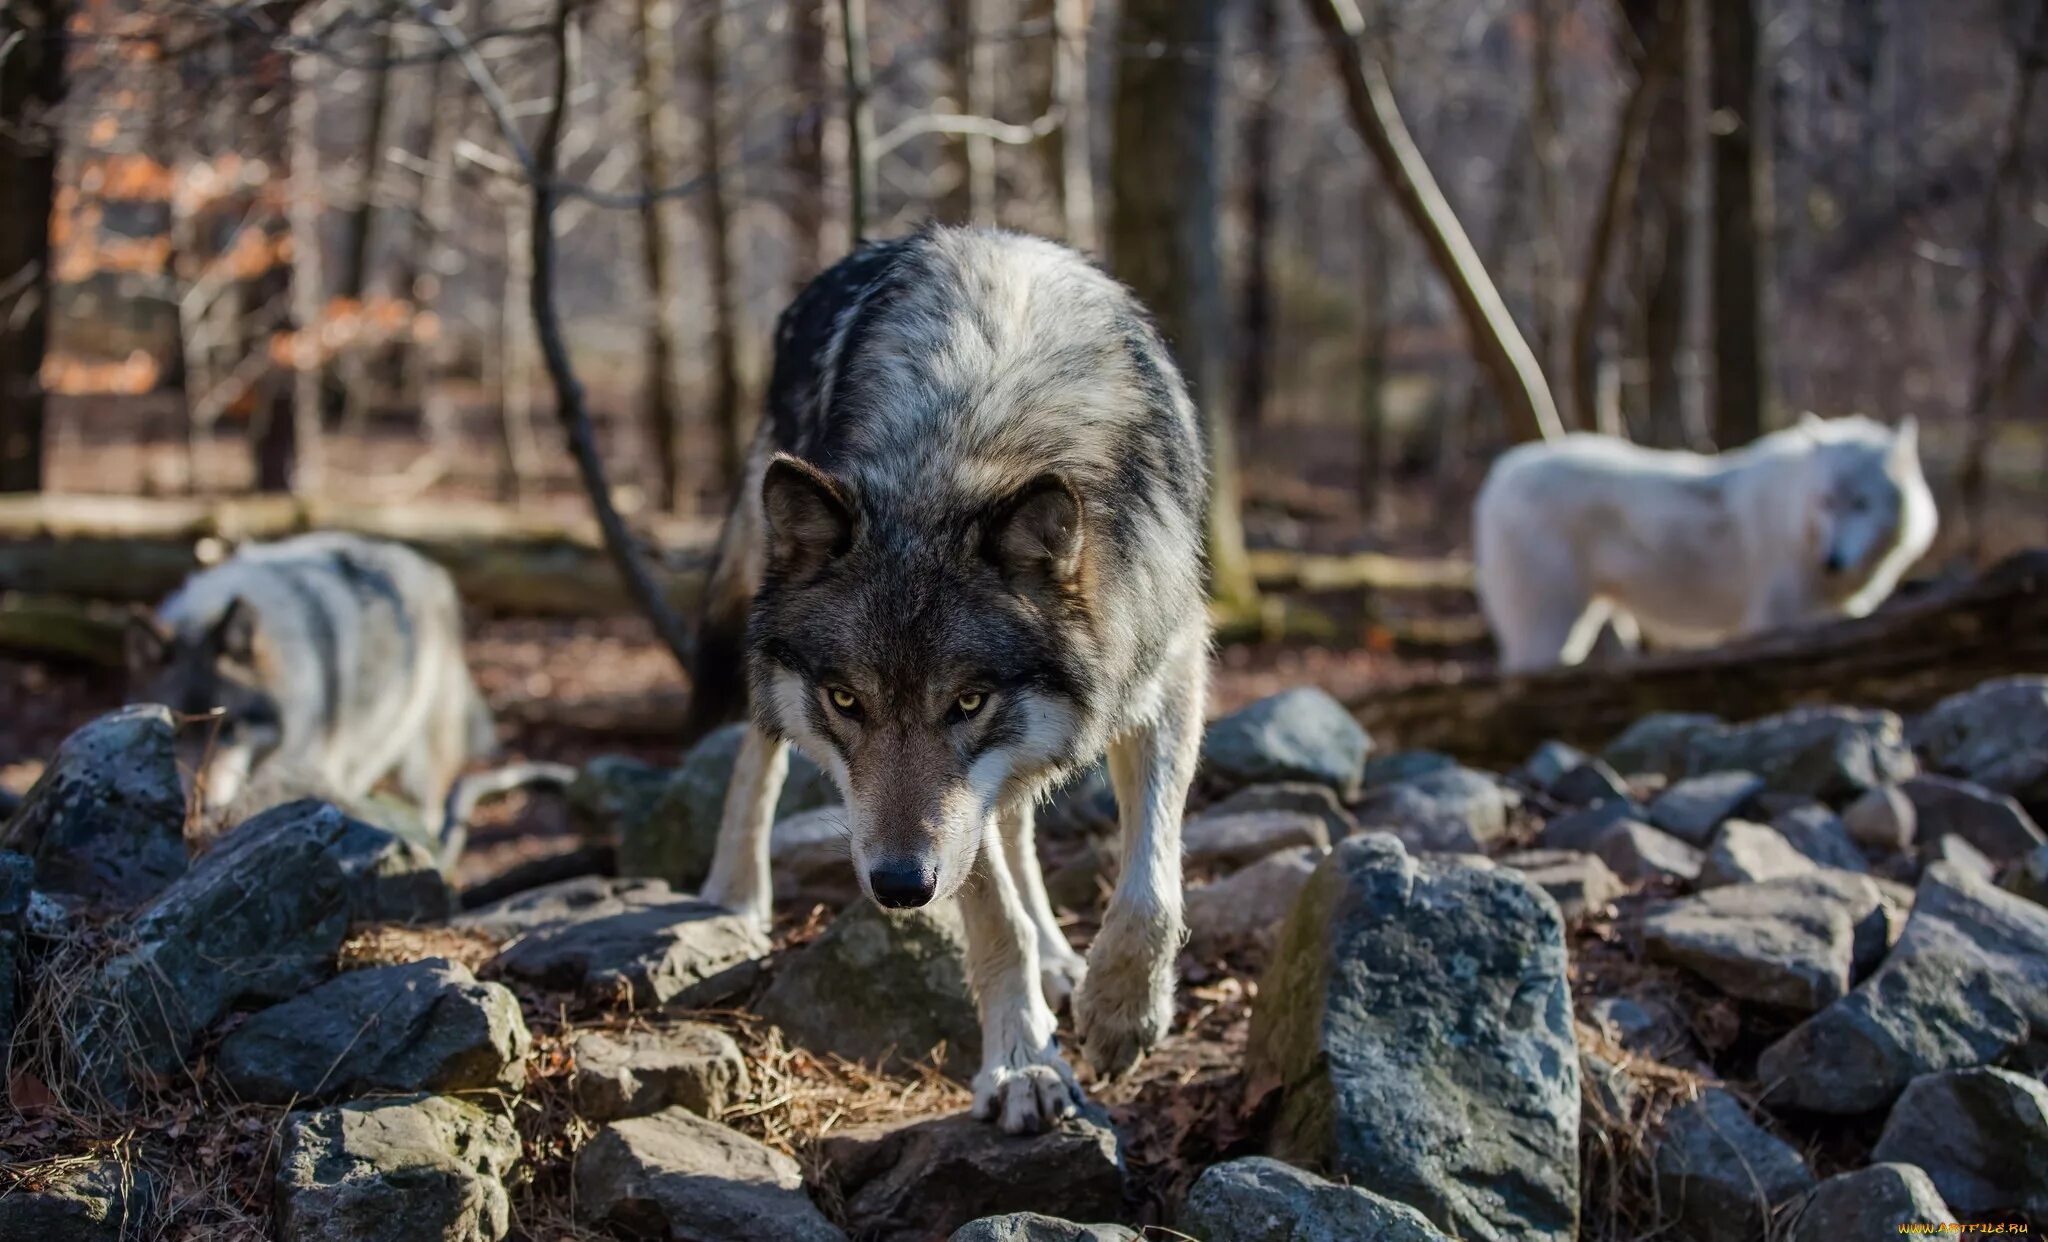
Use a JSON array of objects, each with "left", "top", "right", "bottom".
[
  {"left": 828, "top": 687, "right": 860, "bottom": 714},
  {"left": 957, "top": 692, "right": 985, "bottom": 716}
]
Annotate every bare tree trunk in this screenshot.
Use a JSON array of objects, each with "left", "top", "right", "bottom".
[
  {"left": 1110, "top": 0, "right": 1259, "bottom": 615},
  {"left": 1051, "top": 0, "right": 1096, "bottom": 251},
  {"left": 1707, "top": 0, "right": 1770, "bottom": 445},
  {"left": 840, "top": 0, "right": 875, "bottom": 240},
  {"left": 1529, "top": 0, "right": 1568, "bottom": 417},
  {"left": 496, "top": 201, "right": 540, "bottom": 502},
  {"left": 695, "top": 0, "right": 745, "bottom": 495},
  {"left": 285, "top": 26, "right": 325, "bottom": 491},
  {"left": 1958, "top": 2, "right": 2048, "bottom": 559},
  {"left": 1235, "top": 0, "right": 1279, "bottom": 435},
  {"left": 1572, "top": 0, "right": 1676, "bottom": 434},
  {"left": 636, "top": 0, "right": 689, "bottom": 512},
  {"left": 1359, "top": 182, "right": 1390, "bottom": 530},
  {"left": 326, "top": 16, "right": 396, "bottom": 430},
  {"left": 942, "top": 0, "right": 995, "bottom": 224},
  {"left": 245, "top": 21, "right": 321, "bottom": 494},
  {"left": 395, "top": 46, "right": 460, "bottom": 454},
  {"left": 1305, "top": 0, "right": 1562, "bottom": 442},
  {"left": 0, "top": 0, "right": 66, "bottom": 493},
  {"left": 787, "top": 0, "right": 828, "bottom": 285}
]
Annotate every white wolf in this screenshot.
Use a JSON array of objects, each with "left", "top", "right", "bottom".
[{"left": 1474, "top": 414, "right": 1937, "bottom": 672}]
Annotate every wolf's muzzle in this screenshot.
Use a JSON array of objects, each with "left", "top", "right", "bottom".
[{"left": 868, "top": 860, "right": 940, "bottom": 909}]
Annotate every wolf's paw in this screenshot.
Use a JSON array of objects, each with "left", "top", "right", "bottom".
[
  {"left": 970, "top": 1047, "right": 1083, "bottom": 1135},
  {"left": 1040, "top": 947, "right": 1087, "bottom": 1013},
  {"left": 1073, "top": 963, "right": 1173, "bottom": 1079}
]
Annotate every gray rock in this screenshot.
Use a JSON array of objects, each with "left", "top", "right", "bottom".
[
  {"left": 1549, "top": 758, "right": 1631, "bottom": 807},
  {"left": 1870, "top": 1068, "right": 2048, "bottom": 1217},
  {"left": 1684, "top": 707, "right": 1916, "bottom": 802},
  {"left": 1539, "top": 798, "right": 1642, "bottom": 851},
  {"left": 275, "top": 1093, "right": 520, "bottom": 1242},
  {"left": 1202, "top": 688, "right": 1371, "bottom": 797},
  {"left": 1585, "top": 995, "right": 1697, "bottom": 1064},
  {"left": 1519, "top": 740, "right": 1590, "bottom": 793},
  {"left": 1354, "top": 767, "right": 1509, "bottom": 853},
  {"left": 1652, "top": 1089, "right": 1815, "bottom": 1242},
  {"left": 1700, "top": 820, "right": 1817, "bottom": 888},
  {"left": 1183, "top": 810, "right": 1330, "bottom": 869},
  {"left": 1185, "top": 846, "right": 1322, "bottom": 957},
  {"left": 456, "top": 875, "right": 676, "bottom": 940},
  {"left": 1357, "top": 749, "right": 1457, "bottom": 790},
  {"left": 1180, "top": 1156, "right": 1449, "bottom": 1242},
  {"left": 1640, "top": 871, "right": 1890, "bottom": 1012},
  {"left": 616, "top": 723, "right": 839, "bottom": 890},
  {"left": 0, "top": 1158, "right": 156, "bottom": 1241},
  {"left": 575, "top": 1106, "right": 844, "bottom": 1242},
  {"left": 1249, "top": 834, "right": 1578, "bottom": 1241},
  {"left": 1205, "top": 782, "right": 1358, "bottom": 844},
  {"left": 950, "top": 1215, "right": 1138, "bottom": 1242},
  {"left": 1039, "top": 763, "right": 1117, "bottom": 837},
  {"left": 1909, "top": 676, "right": 2048, "bottom": 814},
  {"left": 755, "top": 898, "right": 979, "bottom": 1076},
  {"left": 0, "top": 705, "right": 187, "bottom": 907},
  {"left": 770, "top": 807, "right": 861, "bottom": 908},
  {"left": 1647, "top": 771, "right": 1765, "bottom": 846},
  {"left": 1785, "top": 1163, "right": 1957, "bottom": 1241},
  {"left": 1844, "top": 784, "right": 1917, "bottom": 853},
  {"left": 491, "top": 895, "right": 768, "bottom": 1008},
  {"left": 1904, "top": 774, "right": 2047, "bottom": 863},
  {"left": 219, "top": 958, "right": 529, "bottom": 1103},
  {"left": 330, "top": 811, "right": 456, "bottom": 923},
  {"left": 1926, "top": 833, "right": 1998, "bottom": 883},
  {"left": 1759, "top": 862, "right": 2048, "bottom": 1113},
  {"left": 1592, "top": 820, "right": 1705, "bottom": 884},
  {"left": 1770, "top": 802, "right": 1871, "bottom": 873},
  {"left": 2003, "top": 843, "right": 2048, "bottom": 907},
  {"left": 1500, "top": 850, "right": 1625, "bottom": 921},
  {"left": 820, "top": 1105, "right": 1124, "bottom": 1241},
  {"left": 1602, "top": 711, "right": 1722, "bottom": 779},
  {"left": 571, "top": 1023, "right": 750, "bottom": 1121},
  {"left": 567, "top": 754, "right": 671, "bottom": 842},
  {"left": 67, "top": 801, "right": 372, "bottom": 1102}
]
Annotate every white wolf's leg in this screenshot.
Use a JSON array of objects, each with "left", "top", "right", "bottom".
[
  {"left": 1483, "top": 549, "right": 1597, "bottom": 673},
  {"left": 963, "top": 810, "right": 1081, "bottom": 1134},
  {"left": 1076, "top": 644, "right": 1203, "bottom": 1077},
  {"left": 699, "top": 725, "right": 789, "bottom": 930},
  {"left": 1000, "top": 799, "right": 1086, "bottom": 1011}
]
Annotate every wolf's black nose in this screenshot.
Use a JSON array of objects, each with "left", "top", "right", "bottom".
[{"left": 869, "top": 862, "right": 939, "bottom": 908}]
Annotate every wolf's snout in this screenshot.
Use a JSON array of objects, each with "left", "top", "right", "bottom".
[{"left": 868, "top": 860, "right": 940, "bottom": 909}]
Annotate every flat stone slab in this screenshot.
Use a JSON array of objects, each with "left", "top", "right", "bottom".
[
  {"left": 1182, "top": 809, "right": 1330, "bottom": 869},
  {"left": 456, "top": 875, "right": 677, "bottom": 940},
  {"left": 1354, "top": 767, "right": 1509, "bottom": 853},
  {"left": 1784, "top": 1163, "right": 1957, "bottom": 1242},
  {"left": 1652, "top": 1089, "right": 1814, "bottom": 1242},
  {"left": 0, "top": 1158, "right": 157, "bottom": 1241},
  {"left": 220, "top": 957, "right": 529, "bottom": 1103},
  {"left": 1640, "top": 871, "right": 1889, "bottom": 1012},
  {"left": 1759, "top": 862, "right": 2048, "bottom": 1113},
  {"left": 1181, "top": 1157, "right": 1449, "bottom": 1241},
  {"left": 1500, "top": 850, "right": 1625, "bottom": 922},
  {"left": 1185, "top": 846, "right": 1322, "bottom": 957},
  {"left": 1592, "top": 820, "right": 1704, "bottom": 884},
  {"left": 1699, "top": 820, "right": 1817, "bottom": 888},
  {"left": 1647, "top": 771, "right": 1765, "bottom": 846},
  {"left": 490, "top": 896, "right": 768, "bottom": 1008},
  {"left": 1682, "top": 707, "right": 1916, "bottom": 802},
  {"left": 1202, "top": 687, "right": 1371, "bottom": 797},
  {"left": 275, "top": 1094, "right": 520, "bottom": 1242},
  {"left": 1870, "top": 1068, "right": 2048, "bottom": 1218},
  {"left": 1909, "top": 676, "right": 2048, "bottom": 813},
  {"left": 1204, "top": 782, "right": 1358, "bottom": 844},
  {"left": 819, "top": 1106, "right": 1124, "bottom": 1241},
  {"left": 1904, "top": 775, "right": 2047, "bottom": 863},
  {"left": 572, "top": 1023, "right": 750, "bottom": 1121},
  {"left": 950, "top": 1215, "right": 1138, "bottom": 1242},
  {"left": 575, "top": 1106, "right": 844, "bottom": 1242}
]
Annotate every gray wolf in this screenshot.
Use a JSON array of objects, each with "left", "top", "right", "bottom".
[
  {"left": 1474, "top": 414, "right": 1937, "bottom": 672},
  {"left": 125, "top": 532, "right": 495, "bottom": 833},
  {"left": 689, "top": 225, "right": 1210, "bottom": 1133}
]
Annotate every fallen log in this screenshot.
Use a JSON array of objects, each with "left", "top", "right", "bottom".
[{"left": 1347, "top": 551, "right": 2048, "bottom": 768}]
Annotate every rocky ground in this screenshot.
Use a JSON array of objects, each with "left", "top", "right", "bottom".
[{"left": 2, "top": 676, "right": 2048, "bottom": 1239}]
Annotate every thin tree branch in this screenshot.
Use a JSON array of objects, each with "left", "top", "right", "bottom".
[{"left": 872, "top": 106, "right": 1064, "bottom": 159}]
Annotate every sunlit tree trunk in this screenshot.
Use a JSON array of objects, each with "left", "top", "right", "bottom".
[
  {"left": 695, "top": 0, "right": 745, "bottom": 494},
  {"left": 942, "top": 0, "right": 995, "bottom": 224},
  {"left": 787, "top": 0, "right": 829, "bottom": 285},
  {"left": 636, "top": 0, "right": 688, "bottom": 510}
]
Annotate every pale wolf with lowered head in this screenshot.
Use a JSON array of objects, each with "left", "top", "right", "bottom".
[
  {"left": 125, "top": 532, "right": 495, "bottom": 831},
  {"left": 685, "top": 225, "right": 1210, "bottom": 1133},
  {"left": 1474, "top": 413, "right": 1937, "bottom": 672}
]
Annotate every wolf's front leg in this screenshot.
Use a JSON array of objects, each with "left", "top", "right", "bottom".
[
  {"left": 1000, "top": 800, "right": 1088, "bottom": 1012},
  {"left": 961, "top": 813, "right": 1082, "bottom": 1134},
  {"left": 1077, "top": 646, "right": 1204, "bottom": 1077},
  {"left": 699, "top": 725, "right": 789, "bottom": 931}
]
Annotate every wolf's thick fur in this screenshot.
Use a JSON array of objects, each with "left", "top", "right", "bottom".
[
  {"left": 1475, "top": 414, "right": 1937, "bottom": 671},
  {"left": 693, "top": 226, "right": 1210, "bottom": 1133},
  {"left": 126, "top": 532, "right": 493, "bottom": 827}
]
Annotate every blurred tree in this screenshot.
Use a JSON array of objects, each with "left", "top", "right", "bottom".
[
  {"left": 1235, "top": 0, "right": 1279, "bottom": 435},
  {"left": 636, "top": 0, "right": 688, "bottom": 510},
  {"left": 1628, "top": 0, "right": 1698, "bottom": 447},
  {"left": 1307, "top": 0, "right": 1563, "bottom": 443},
  {"left": 943, "top": 0, "right": 994, "bottom": 224},
  {"left": 1030, "top": 0, "right": 1097, "bottom": 251},
  {"left": 1707, "top": 0, "right": 1769, "bottom": 445},
  {"left": 696, "top": 0, "right": 745, "bottom": 494},
  {"left": 0, "top": 0, "right": 67, "bottom": 493},
  {"left": 787, "top": 0, "right": 830, "bottom": 286},
  {"left": 842, "top": 0, "right": 875, "bottom": 239},
  {"left": 1110, "top": 0, "right": 1261, "bottom": 616},
  {"left": 327, "top": 14, "right": 396, "bottom": 432}
]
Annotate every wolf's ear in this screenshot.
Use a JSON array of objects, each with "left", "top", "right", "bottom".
[
  {"left": 762, "top": 454, "right": 854, "bottom": 579},
  {"left": 1893, "top": 415, "right": 1920, "bottom": 462},
  {"left": 125, "top": 607, "right": 169, "bottom": 673},
  {"left": 209, "top": 597, "right": 258, "bottom": 663},
  {"left": 987, "top": 474, "right": 1084, "bottom": 587}
]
